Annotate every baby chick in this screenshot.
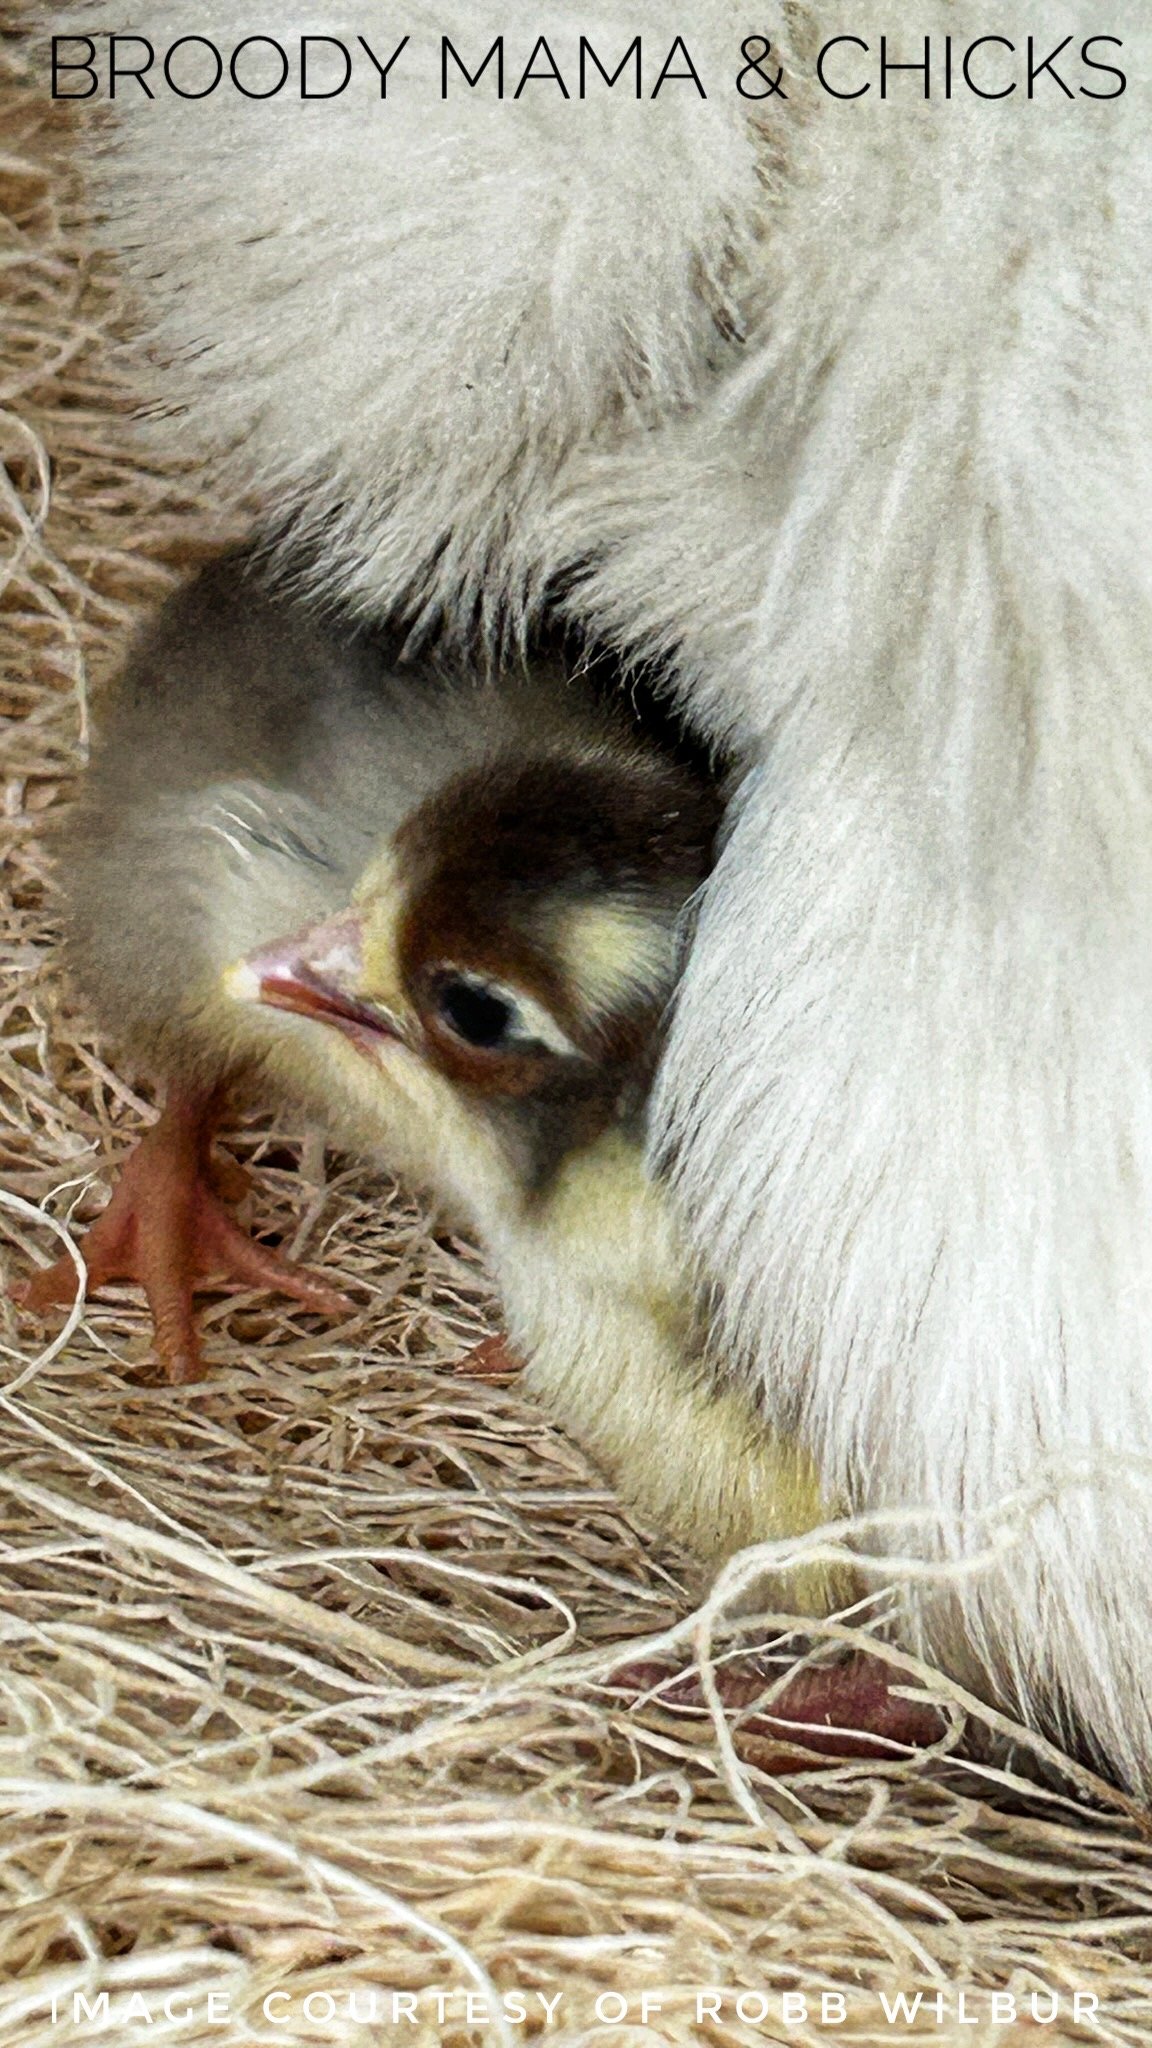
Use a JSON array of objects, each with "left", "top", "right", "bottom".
[{"left": 17, "top": 555, "right": 837, "bottom": 1584}]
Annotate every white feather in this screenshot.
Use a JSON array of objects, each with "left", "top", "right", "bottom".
[{"left": 70, "top": 0, "right": 758, "bottom": 634}]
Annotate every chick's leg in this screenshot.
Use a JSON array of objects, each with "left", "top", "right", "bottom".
[{"left": 13, "top": 1089, "right": 353, "bottom": 1383}]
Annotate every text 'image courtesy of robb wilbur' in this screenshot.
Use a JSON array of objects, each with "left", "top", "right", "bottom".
[{"left": 2, "top": 4, "right": 1152, "bottom": 2040}]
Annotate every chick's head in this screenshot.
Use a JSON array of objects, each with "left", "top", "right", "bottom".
[{"left": 227, "top": 745, "right": 720, "bottom": 1193}]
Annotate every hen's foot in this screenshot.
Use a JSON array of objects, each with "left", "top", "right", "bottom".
[{"left": 12, "top": 1092, "right": 353, "bottom": 1384}]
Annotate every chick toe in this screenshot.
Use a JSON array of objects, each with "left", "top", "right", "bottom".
[{"left": 14, "top": 1093, "right": 354, "bottom": 1382}]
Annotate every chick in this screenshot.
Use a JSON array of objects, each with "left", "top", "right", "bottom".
[{"left": 16, "top": 555, "right": 838, "bottom": 1586}]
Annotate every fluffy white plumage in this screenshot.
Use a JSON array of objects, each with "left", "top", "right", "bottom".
[
  {"left": 68, "top": 0, "right": 1152, "bottom": 1781},
  {"left": 74, "top": 1, "right": 760, "bottom": 632}
]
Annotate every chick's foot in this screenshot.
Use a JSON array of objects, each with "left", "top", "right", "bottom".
[
  {"left": 454, "top": 1334, "right": 524, "bottom": 1379},
  {"left": 606, "top": 1650, "right": 946, "bottom": 1772},
  {"left": 12, "top": 1092, "right": 353, "bottom": 1383}
]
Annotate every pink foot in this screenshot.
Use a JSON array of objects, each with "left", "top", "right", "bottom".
[
  {"left": 606, "top": 1651, "right": 946, "bottom": 1771},
  {"left": 12, "top": 1092, "right": 353, "bottom": 1383},
  {"left": 455, "top": 1334, "right": 524, "bottom": 1379}
]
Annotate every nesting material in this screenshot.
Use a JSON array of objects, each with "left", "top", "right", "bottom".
[{"left": 2, "top": 29, "right": 1152, "bottom": 2048}]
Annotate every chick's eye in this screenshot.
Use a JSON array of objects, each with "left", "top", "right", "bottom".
[
  {"left": 435, "top": 973, "right": 516, "bottom": 1049},
  {"left": 427, "top": 967, "right": 580, "bottom": 1061}
]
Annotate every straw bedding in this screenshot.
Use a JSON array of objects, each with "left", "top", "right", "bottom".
[{"left": 2, "top": 23, "right": 1152, "bottom": 2046}]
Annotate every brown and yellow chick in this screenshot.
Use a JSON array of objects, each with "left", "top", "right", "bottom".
[
  {"left": 16, "top": 555, "right": 838, "bottom": 1592},
  {"left": 14, "top": 552, "right": 709, "bottom": 1380}
]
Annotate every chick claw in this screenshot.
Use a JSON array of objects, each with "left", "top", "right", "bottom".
[{"left": 12, "top": 1096, "right": 354, "bottom": 1384}]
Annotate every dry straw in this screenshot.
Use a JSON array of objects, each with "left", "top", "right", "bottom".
[{"left": 2, "top": 20, "right": 1152, "bottom": 2046}]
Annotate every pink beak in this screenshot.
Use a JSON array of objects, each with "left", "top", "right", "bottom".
[{"left": 226, "top": 911, "right": 407, "bottom": 1050}]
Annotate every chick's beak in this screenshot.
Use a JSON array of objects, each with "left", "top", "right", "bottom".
[{"left": 223, "top": 911, "right": 408, "bottom": 1052}]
